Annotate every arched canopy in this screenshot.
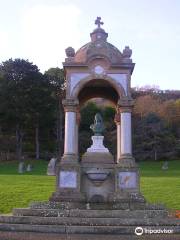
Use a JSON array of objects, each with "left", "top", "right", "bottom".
[
  {"left": 71, "top": 75, "right": 126, "bottom": 106},
  {"left": 78, "top": 79, "right": 118, "bottom": 106}
]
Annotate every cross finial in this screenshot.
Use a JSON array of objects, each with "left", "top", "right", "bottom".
[{"left": 95, "top": 17, "right": 104, "bottom": 28}]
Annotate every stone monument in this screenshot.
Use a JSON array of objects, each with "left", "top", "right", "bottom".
[
  {"left": 18, "top": 162, "right": 25, "bottom": 174},
  {"left": 0, "top": 17, "right": 180, "bottom": 239},
  {"left": 162, "top": 161, "right": 169, "bottom": 170},
  {"left": 47, "top": 157, "right": 57, "bottom": 176},
  {"left": 26, "top": 164, "right": 33, "bottom": 172},
  {"left": 50, "top": 16, "right": 140, "bottom": 203}
]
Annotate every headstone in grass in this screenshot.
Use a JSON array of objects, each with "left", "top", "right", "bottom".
[
  {"left": 162, "top": 161, "right": 168, "bottom": 170},
  {"left": 47, "top": 158, "right": 57, "bottom": 176},
  {"left": 26, "top": 164, "right": 33, "bottom": 172},
  {"left": 18, "top": 162, "right": 25, "bottom": 173}
]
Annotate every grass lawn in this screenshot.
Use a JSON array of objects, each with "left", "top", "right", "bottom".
[{"left": 0, "top": 159, "right": 180, "bottom": 214}]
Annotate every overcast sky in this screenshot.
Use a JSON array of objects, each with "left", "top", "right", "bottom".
[{"left": 0, "top": 0, "right": 180, "bottom": 90}]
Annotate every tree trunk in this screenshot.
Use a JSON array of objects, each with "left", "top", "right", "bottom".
[
  {"left": 154, "top": 150, "right": 157, "bottom": 161},
  {"left": 35, "top": 123, "right": 40, "bottom": 160},
  {"left": 16, "top": 124, "right": 23, "bottom": 162}
]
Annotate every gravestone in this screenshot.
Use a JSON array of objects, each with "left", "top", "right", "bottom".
[
  {"left": 47, "top": 158, "right": 57, "bottom": 176},
  {"left": 162, "top": 161, "right": 169, "bottom": 170},
  {"left": 18, "top": 162, "right": 25, "bottom": 173},
  {"left": 26, "top": 164, "right": 33, "bottom": 172}
]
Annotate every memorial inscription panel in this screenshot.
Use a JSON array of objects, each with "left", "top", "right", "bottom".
[
  {"left": 118, "top": 172, "right": 137, "bottom": 189},
  {"left": 59, "top": 171, "right": 77, "bottom": 188}
]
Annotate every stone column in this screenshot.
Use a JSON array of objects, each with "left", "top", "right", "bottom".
[
  {"left": 62, "top": 99, "right": 79, "bottom": 161},
  {"left": 64, "top": 111, "right": 76, "bottom": 154},
  {"left": 118, "top": 99, "right": 134, "bottom": 161},
  {"left": 114, "top": 99, "right": 140, "bottom": 199},
  {"left": 75, "top": 109, "right": 81, "bottom": 156},
  {"left": 114, "top": 112, "right": 121, "bottom": 163},
  {"left": 50, "top": 99, "right": 85, "bottom": 202},
  {"left": 120, "top": 109, "right": 132, "bottom": 156}
]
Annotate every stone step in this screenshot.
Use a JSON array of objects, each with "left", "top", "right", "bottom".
[
  {"left": 29, "top": 201, "right": 165, "bottom": 211},
  {"left": 1, "top": 232, "right": 180, "bottom": 240},
  {"left": 0, "top": 223, "right": 180, "bottom": 235},
  {"left": 13, "top": 208, "right": 168, "bottom": 218},
  {"left": 0, "top": 215, "right": 179, "bottom": 226}
]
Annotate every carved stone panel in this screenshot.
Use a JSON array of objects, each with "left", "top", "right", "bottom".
[
  {"left": 118, "top": 171, "right": 137, "bottom": 189},
  {"left": 59, "top": 171, "right": 77, "bottom": 188}
]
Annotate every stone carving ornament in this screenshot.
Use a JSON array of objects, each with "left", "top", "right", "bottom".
[{"left": 65, "top": 47, "right": 75, "bottom": 57}]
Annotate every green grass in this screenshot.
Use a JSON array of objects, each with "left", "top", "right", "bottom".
[
  {"left": 139, "top": 160, "right": 180, "bottom": 210},
  {"left": 0, "top": 160, "right": 55, "bottom": 214},
  {"left": 0, "top": 159, "right": 180, "bottom": 214}
]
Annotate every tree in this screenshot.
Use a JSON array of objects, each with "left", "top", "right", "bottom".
[
  {"left": 44, "top": 68, "right": 65, "bottom": 157},
  {"left": 0, "top": 59, "right": 37, "bottom": 161},
  {"left": 25, "top": 74, "right": 55, "bottom": 160},
  {"left": 134, "top": 95, "right": 160, "bottom": 119},
  {"left": 0, "top": 58, "right": 55, "bottom": 161}
]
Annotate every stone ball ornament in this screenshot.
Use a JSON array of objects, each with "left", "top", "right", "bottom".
[{"left": 65, "top": 47, "right": 75, "bottom": 57}]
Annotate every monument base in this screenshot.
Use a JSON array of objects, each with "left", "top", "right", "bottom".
[
  {"left": 50, "top": 155, "right": 85, "bottom": 202},
  {"left": 82, "top": 152, "right": 114, "bottom": 163},
  {"left": 0, "top": 200, "right": 180, "bottom": 239}
]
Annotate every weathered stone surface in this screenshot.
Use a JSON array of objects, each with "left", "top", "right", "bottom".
[
  {"left": 82, "top": 152, "right": 114, "bottom": 163},
  {"left": 1, "top": 215, "right": 180, "bottom": 226},
  {"left": 47, "top": 158, "right": 57, "bottom": 176},
  {"left": 0, "top": 223, "right": 180, "bottom": 235},
  {"left": 1, "top": 232, "right": 180, "bottom": 240},
  {"left": 28, "top": 201, "right": 166, "bottom": 211},
  {"left": 13, "top": 208, "right": 168, "bottom": 218},
  {"left": 0, "top": 201, "right": 180, "bottom": 239}
]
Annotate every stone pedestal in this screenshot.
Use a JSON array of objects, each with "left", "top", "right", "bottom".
[
  {"left": 82, "top": 135, "right": 114, "bottom": 164},
  {"left": 81, "top": 135, "right": 115, "bottom": 202},
  {"left": 87, "top": 136, "right": 109, "bottom": 153}
]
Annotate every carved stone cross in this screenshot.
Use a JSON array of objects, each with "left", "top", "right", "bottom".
[{"left": 95, "top": 17, "right": 104, "bottom": 28}]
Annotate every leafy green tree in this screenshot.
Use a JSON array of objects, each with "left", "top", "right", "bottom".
[
  {"left": 133, "top": 112, "right": 176, "bottom": 160},
  {"left": 44, "top": 68, "right": 65, "bottom": 157},
  {"left": 0, "top": 59, "right": 38, "bottom": 161},
  {"left": 0, "top": 59, "right": 55, "bottom": 161}
]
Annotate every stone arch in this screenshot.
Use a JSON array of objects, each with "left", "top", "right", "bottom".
[{"left": 71, "top": 74, "right": 126, "bottom": 105}]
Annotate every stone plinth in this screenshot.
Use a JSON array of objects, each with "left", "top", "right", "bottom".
[
  {"left": 87, "top": 136, "right": 109, "bottom": 153},
  {"left": 82, "top": 152, "right": 114, "bottom": 164},
  {"left": 82, "top": 135, "right": 114, "bottom": 164}
]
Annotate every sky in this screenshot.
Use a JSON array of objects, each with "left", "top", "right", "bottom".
[{"left": 0, "top": 0, "right": 180, "bottom": 90}]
